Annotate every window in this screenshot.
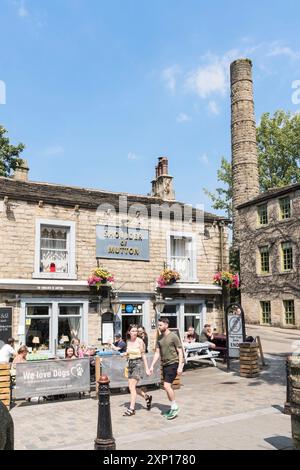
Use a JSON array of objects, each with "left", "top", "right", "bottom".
[
  {"left": 283, "top": 300, "right": 295, "bottom": 325},
  {"left": 260, "top": 301, "right": 271, "bottom": 324},
  {"left": 23, "top": 301, "right": 86, "bottom": 354},
  {"left": 169, "top": 234, "right": 195, "bottom": 281},
  {"left": 184, "top": 304, "right": 202, "bottom": 339},
  {"left": 58, "top": 305, "right": 81, "bottom": 350},
  {"left": 161, "top": 304, "right": 178, "bottom": 328},
  {"left": 279, "top": 197, "right": 291, "bottom": 220},
  {"left": 26, "top": 305, "right": 51, "bottom": 350},
  {"left": 40, "top": 225, "right": 69, "bottom": 273},
  {"left": 258, "top": 204, "right": 268, "bottom": 225},
  {"left": 282, "top": 242, "right": 293, "bottom": 271},
  {"left": 259, "top": 246, "right": 270, "bottom": 274},
  {"left": 34, "top": 219, "right": 76, "bottom": 279}
]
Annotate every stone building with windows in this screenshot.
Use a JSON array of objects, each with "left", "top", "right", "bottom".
[
  {"left": 231, "top": 58, "right": 300, "bottom": 328},
  {"left": 0, "top": 157, "right": 229, "bottom": 353}
]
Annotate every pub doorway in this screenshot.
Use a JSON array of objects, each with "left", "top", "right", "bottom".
[{"left": 121, "top": 302, "right": 144, "bottom": 340}]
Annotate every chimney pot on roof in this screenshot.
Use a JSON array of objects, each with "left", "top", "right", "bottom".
[
  {"left": 151, "top": 156, "right": 175, "bottom": 201},
  {"left": 13, "top": 159, "right": 29, "bottom": 182}
]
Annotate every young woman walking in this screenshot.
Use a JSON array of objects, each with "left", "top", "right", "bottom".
[{"left": 122, "top": 324, "right": 152, "bottom": 416}]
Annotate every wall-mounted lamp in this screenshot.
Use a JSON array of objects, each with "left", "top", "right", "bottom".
[
  {"left": 111, "top": 295, "right": 121, "bottom": 315},
  {"left": 153, "top": 294, "right": 166, "bottom": 325}
]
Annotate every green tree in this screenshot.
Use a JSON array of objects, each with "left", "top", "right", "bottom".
[
  {"left": 0, "top": 125, "right": 25, "bottom": 177},
  {"left": 205, "top": 110, "right": 300, "bottom": 219}
]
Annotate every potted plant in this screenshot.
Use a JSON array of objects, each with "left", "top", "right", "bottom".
[
  {"left": 87, "top": 266, "right": 115, "bottom": 290},
  {"left": 157, "top": 268, "right": 180, "bottom": 288},
  {"left": 213, "top": 271, "right": 239, "bottom": 290}
]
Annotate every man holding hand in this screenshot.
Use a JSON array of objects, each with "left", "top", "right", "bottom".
[{"left": 149, "top": 318, "right": 184, "bottom": 420}]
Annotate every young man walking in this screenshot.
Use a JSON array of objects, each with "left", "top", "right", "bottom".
[{"left": 149, "top": 318, "right": 184, "bottom": 420}]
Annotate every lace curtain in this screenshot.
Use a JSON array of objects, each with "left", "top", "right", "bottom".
[{"left": 40, "top": 226, "right": 68, "bottom": 273}]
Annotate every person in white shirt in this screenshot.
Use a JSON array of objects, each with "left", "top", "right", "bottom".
[{"left": 0, "top": 338, "right": 16, "bottom": 363}]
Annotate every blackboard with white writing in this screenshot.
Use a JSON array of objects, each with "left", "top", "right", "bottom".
[{"left": 0, "top": 307, "right": 12, "bottom": 348}]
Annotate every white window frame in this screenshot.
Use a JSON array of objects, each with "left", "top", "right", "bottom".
[
  {"left": 33, "top": 219, "right": 76, "bottom": 279},
  {"left": 166, "top": 231, "right": 197, "bottom": 282},
  {"left": 20, "top": 298, "right": 88, "bottom": 354},
  {"left": 163, "top": 300, "right": 205, "bottom": 340}
]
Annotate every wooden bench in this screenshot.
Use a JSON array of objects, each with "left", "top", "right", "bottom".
[{"left": 184, "top": 343, "right": 220, "bottom": 367}]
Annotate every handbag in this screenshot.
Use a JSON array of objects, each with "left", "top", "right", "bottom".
[{"left": 124, "top": 366, "right": 129, "bottom": 378}]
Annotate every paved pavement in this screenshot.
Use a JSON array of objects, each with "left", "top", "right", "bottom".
[{"left": 9, "top": 325, "right": 300, "bottom": 450}]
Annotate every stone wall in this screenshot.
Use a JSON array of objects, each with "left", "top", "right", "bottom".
[
  {"left": 0, "top": 198, "right": 228, "bottom": 289},
  {"left": 238, "top": 190, "right": 300, "bottom": 328}
]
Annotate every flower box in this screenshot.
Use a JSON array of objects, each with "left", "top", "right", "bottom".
[
  {"left": 157, "top": 268, "right": 180, "bottom": 288},
  {"left": 87, "top": 266, "right": 115, "bottom": 290},
  {"left": 213, "top": 271, "right": 239, "bottom": 290}
]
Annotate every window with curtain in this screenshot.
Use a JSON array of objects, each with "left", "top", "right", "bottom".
[
  {"left": 170, "top": 236, "right": 193, "bottom": 281},
  {"left": 58, "top": 305, "right": 81, "bottom": 349},
  {"left": 40, "top": 225, "right": 69, "bottom": 273}
]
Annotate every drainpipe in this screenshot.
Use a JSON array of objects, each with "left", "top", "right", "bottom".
[{"left": 218, "top": 220, "right": 225, "bottom": 271}]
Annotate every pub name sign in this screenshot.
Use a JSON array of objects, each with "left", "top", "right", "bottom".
[{"left": 96, "top": 225, "right": 149, "bottom": 261}]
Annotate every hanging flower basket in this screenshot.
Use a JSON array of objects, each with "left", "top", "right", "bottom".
[
  {"left": 87, "top": 266, "right": 115, "bottom": 290},
  {"left": 213, "top": 271, "right": 239, "bottom": 290},
  {"left": 157, "top": 268, "right": 180, "bottom": 288}
]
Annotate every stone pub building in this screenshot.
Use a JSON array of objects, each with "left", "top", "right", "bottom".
[{"left": 0, "top": 156, "right": 229, "bottom": 353}]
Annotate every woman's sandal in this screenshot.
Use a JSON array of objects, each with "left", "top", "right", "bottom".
[
  {"left": 123, "top": 408, "right": 135, "bottom": 416},
  {"left": 145, "top": 394, "right": 152, "bottom": 410}
]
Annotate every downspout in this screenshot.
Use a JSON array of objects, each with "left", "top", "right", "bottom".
[{"left": 218, "top": 220, "right": 225, "bottom": 271}]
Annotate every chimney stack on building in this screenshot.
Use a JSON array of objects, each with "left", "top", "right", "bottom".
[
  {"left": 13, "top": 159, "right": 29, "bottom": 182},
  {"left": 151, "top": 157, "right": 175, "bottom": 201},
  {"left": 230, "top": 58, "right": 259, "bottom": 243}
]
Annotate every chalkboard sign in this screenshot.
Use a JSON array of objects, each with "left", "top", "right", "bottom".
[{"left": 0, "top": 307, "right": 13, "bottom": 348}]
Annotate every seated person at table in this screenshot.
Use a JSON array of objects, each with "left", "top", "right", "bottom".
[
  {"left": 11, "top": 346, "right": 28, "bottom": 370},
  {"left": 71, "top": 338, "right": 85, "bottom": 358},
  {"left": 109, "top": 334, "right": 127, "bottom": 353},
  {"left": 65, "top": 345, "right": 77, "bottom": 359},
  {"left": 184, "top": 326, "right": 200, "bottom": 343},
  {"left": 0, "top": 337, "right": 16, "bottom": 364},
  {"left": 199, "top": 324, "right": 216, "bottom": 349}
]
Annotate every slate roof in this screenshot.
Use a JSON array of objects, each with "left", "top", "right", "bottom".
[
  {"left": 0, "top": 176, "right": 229, "bottom": 223},
  {"left": 237, "top": 182, "right": 300, "bottom": 210}
]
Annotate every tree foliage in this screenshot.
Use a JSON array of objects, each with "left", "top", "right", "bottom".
[
  {"left": 0, "top": 126, "right": 25, "bottom": 177},
  {"left": 205, "top": 110, "right": 300, "bottom": 219}
]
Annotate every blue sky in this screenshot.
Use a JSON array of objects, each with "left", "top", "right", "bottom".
[{"left": 1, "top": 0, "right": 300, "bottom": 215}]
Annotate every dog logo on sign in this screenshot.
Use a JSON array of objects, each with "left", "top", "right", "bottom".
[{"left": 71, "top": 364, "right": 84, "bottom": 378}]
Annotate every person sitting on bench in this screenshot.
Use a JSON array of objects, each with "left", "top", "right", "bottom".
[
  {"left": 199, "top": 324, "right": 216, "bottom": 349},
  {"left": 184, "top": 326, "right": 200, "bottom": 343}
]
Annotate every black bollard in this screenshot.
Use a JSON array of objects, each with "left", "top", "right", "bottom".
[
  {"left": 94, "top": 375, "right": 116, "bottom": 450},
  {"left": 284, "top": 356, "right": 292, "bottom": 415}
]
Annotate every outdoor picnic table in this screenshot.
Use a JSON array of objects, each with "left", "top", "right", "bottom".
[{"left": 183, "top": 342, "right": 220, "bottom": 367}]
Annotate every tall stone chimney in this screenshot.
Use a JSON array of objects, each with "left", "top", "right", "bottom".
[
  {"left": 13, "top": 159, "right": 29, "bottom": 182},
  {"left": 151, "top": 157, "right": 175, "bottom": 200},
  {"left": 231, "top": 59, "right": 259, "bottom": 244}
]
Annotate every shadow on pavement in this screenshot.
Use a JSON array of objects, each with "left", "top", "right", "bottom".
[
  {"left": 264, "top": 435, "right": 293, "bottom": 450},
  {"left": 221, "top": 355, "right": 287, "bottom": 388}
]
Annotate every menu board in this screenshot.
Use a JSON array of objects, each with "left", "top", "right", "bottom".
[{"left": 0, "top": 307, "right": 13, "bottom": 348}]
